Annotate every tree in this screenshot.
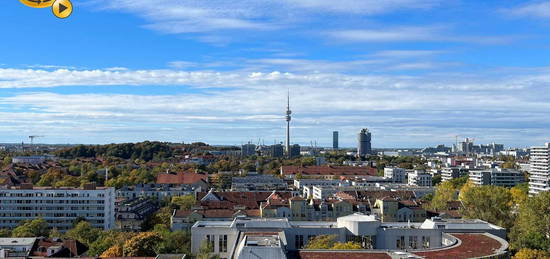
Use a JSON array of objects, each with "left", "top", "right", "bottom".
[
  {"left": 305, "top": 235, "right": 336, "bottom": 249},
  {"left": 510, "top": 192, "right": 550, "bottom": 251},
  {"left": 152, "top": 225, "right": 191, "bottom": 255},
  {"left": 48, "top": 228, "right": 63, "bottom": 239},
  {"left": 510, "top": 183, "right": 529, "bottom": 206},
  {"left": 429, "top": 181, "right": 456, "bottom": 211},
  {"left": 11, "top": 218, "right": 49, "bottom": 237},
  {"left": 88, "top": 231, "right": 135, "bottom": 257},
  {"left": 431, "top": 175, "right": 442, "bottom": 186},
  {"left": 196, "top": 240, "right": 220, "bottom": 259},
  {"left": 122, "top": 232, "right": 163, "bottom": 256},
  {"left": 171, "top": 195, "right": 197, "bottom": 210},
  {"left": 460, "top": 185, "right": 513, "bottom": 229},
  {"left": 0, "top": 229, "right": 11, "bottom": 237},
  {"left": 65, "top": 221, "right": 102, "bottom": 246},
  {"left": 331, "top": 241, "right": 362, "bottom": 250},
  {"left": 513, "top": 248, "right": 550, "bottom": 259},
  {"left": 101, "top": 245, "right": 123, "bottom": 257},
  {"left": 141, "top": 207, "right": 172, "bottom": 231}
]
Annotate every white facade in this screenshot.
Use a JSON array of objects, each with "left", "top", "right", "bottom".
[
  {"left": 529, "top": 143, "right": 550, "bottom": 195},
  {"left": 0, "top": 186, "right": 115, "bottom": 231},
  {"left": 408, "top": 170, "right": 432, "bottom": 187},
  {"left": 384, "top": 167, "right": 407, "bottom": 183}
]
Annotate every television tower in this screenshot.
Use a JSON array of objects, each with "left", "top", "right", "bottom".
[{"left": 285, "top": 90, "right": 292, "bottom": 158}]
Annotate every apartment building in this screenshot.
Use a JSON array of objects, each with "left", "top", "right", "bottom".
[
  {"left": 384, "top": 167, "right": 407, "bottom": 183},
  {"left": 529, "top": 143, "right": 550, "bottom": 195},
  {"left": 0, "top": 184, "right": 115, "bottom": 231},
  {"left": 408, "top": 170, "right": 432, "bottom": 187},
  {"left": 469, "top": 168, "right": 524, "bottom": 187}
]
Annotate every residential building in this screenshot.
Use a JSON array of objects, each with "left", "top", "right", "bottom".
[
  {"left": 115, "top": 197, "right": 159, "bottom": 231},
  {"left": 11, "top": 156, "right": 47, "bottom": 165},
  {"left": 372, "top": 198, "right": 427, "bottom": 222},
  {"left": 441, "top": 167, "right": 468, "bottom": 182},
  {"left": 267, "top": 144, "right": 284, "bottom": 158},
  {"left": 230, "top": 175, "right": 288, "bottom": 191},
  {"left": 408, "top": 170, "right": 432, "bottom": 187},
  {"left": 0, "top": 184, "right": 115, "bottom": 231},
  {"left": 156, "top": 171, "right": 209, "bottom": 185},
  {"left": 529, "top": 143, "right": 550, "bottom": 195},
  {"left": 117, "top": 183, "right": 202, "bottom": 200},
  {"left": 280, "top": 165, "right": 377, "bottom": 180},
  {"left": 0, "top": 238, "right": 36, "bottom": 257},
  {"left": 384, "top": 167, "right": 407, "bottom": 183},
  {"left": 290, "top": 144, "right": 301, "bottom": 158},
  {"left": 190, "top": 214, "right": 508, "bottom": 259},
  {"left": 469, "top": 168, "right": 524, "bottom": 187}
]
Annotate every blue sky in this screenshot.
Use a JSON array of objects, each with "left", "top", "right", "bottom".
[{"left": 2, "top": 0, "right": 550, "bottom": 148}]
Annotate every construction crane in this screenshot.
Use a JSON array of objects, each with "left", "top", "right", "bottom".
[{"left": 28, "top": 135, "right": 44, "bottom": 147}]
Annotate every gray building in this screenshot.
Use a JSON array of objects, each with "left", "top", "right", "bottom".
[
  {"left": 190, "top": 214, "right": 507, "bottom": 259},
  {"left": 116, "top": 183, "right": 202, "bottom": 200},
  {"left": 333, "top": 131, "right": 338, "bottom": 150},
  {"left": 469, "top": 168, "right": 524, "bottom": 187},
  {"left": 357, "top": 128, "right": 372, "bottom": 156},
  {"left": 268, "top": 144, "right": 284, "bottom": 158},
  {"left": 241, "top": 143, "right": 256, "bottom": 157},
  {"left": 290, "top": 144, "right": 301, "bottom": 158}
]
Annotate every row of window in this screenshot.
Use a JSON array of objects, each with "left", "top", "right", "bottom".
[
  {"left": 206, "top": 234, "right": 228, "bottom": 253},
  {"left": 396, "top": 236, "right": 430, "bottom": 250}
]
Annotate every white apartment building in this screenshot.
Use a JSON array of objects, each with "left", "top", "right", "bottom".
[
  {"left": 0, "top": 184, "right": 115, "bottom": 231},
  {"left": 384, "top": 167, "right": 407, "bottom": 183},
  {"left": 408, "top": 170, "right": 432, "bottom": 187},
  {"left": 469, "top": 168, "right": 524, "bottom": 187},
  {"left": 529, "top": 143, "right": 550, "bottom": 195}
]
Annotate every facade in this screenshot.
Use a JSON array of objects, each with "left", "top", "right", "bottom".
[
  {"left": 281, "top": 165, "right": 377, "bottom": 180},
  {"left": 241, "top": 143, "right": 256, "bottom": 157},
  {"left": 469, "top": 168, "right": 524, "bottom": 187},
  {"left": 0, "top": 238, "right": 36, "bottom": 257},
  {"left": 372, "top": 198, "right": 426, "bottom": 222},
  {"left": 357, "top": 128, "right": 372, "bottom": 156},
  {"left": 290, "top": 144, "right": 301, "bottom": 158},
  {"left": 384, "top": 167, "right": 407, "bottom": 183},
  {"left": 529, "top": 143, "right": 550, "bottom": 195},
  {"left": 231, "top": 175, "right": 288, "bottom": 191},
  {"left": 333, "top": 131, "right": 338, "bottom": 150},
  {"left": 117, "top": 183, "right": 202, "bottom": 200},
  {"left": 441, "top": 167, "right": 468, "bottom": 182},
  {"left": 408, "top": 170, "right": 432, "bottom": 187},
  {"left": 268, "top": 144, "right": 285, "bottom": 158},
  {"left": 115, "top": 197, "right": 159, "bottom": 231},
  {"left": 11, "top": 156, "right": 47, "bottom": 165},
  {"left": 0, "top": 184, "right": 115, "bottom": 231},
  {"left": 190, "top": 215, "right": 507, "bottom": 259}
]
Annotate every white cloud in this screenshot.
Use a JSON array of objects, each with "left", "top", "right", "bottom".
[{"left": 502, "top": 1, "right": 550, "bottom": 19}]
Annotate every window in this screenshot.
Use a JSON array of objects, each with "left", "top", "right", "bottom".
[
  {"left": 422, "top": 236, "right": 430, "bottom": 248},
  {"left": 396, "top": 236, "right": 405, "bottom": 249},
  {"left": 295, "top": 235, "right": 304, "bottom": 249},
  {"left": 207, "top": 235, "right": 215, "bottom": 252},
  {"left": 219, "top": 235, "right": 228, "bottom": 253}
]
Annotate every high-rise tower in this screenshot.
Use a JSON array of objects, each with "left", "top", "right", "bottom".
[
  {"left": 357, "top": 128, "right": 372, "bottom": 157},
  {"left": 285, "top": 91, "right": 292, "bottom": 158}
]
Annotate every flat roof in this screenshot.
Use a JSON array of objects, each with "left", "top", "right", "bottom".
[{"left": 0, "top": 238, "right": 37, "bottom": 246}]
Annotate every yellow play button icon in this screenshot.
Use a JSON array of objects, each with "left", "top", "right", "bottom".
[{"left": 52, "top": 0, "right": 72, "bottom": 19}]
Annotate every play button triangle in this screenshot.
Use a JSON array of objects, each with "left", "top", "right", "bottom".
[{"left": 59, "top": 3, "right": 67, "bottom": 13}]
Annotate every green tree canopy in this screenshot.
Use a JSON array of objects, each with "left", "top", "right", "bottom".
[
  {"left": 171, "top": 195, "right": 197, "bottom": 210},
  {"left": 510, "top": 192, "right": 550, "bottom": 251},
  {"left": 460, "top": 185, "right": 513, "bottom": 229},
  {"left": 11, "top": 218, "right": 49, "bottom": 237},
  {"left": 65, "top": 221, "right": 102, "bottom": 246},
  {"left": 122, "top": 232, "right": 163, "bottom": 257}
]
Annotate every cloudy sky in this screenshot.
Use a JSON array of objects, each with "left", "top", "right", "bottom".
[{"left": 1, "top": 0, "right": 550, "bottom": 148}]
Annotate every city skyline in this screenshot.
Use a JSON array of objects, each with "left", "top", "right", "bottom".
[{"left": 2, "top": 1, "right": 550, "bottom": 147}]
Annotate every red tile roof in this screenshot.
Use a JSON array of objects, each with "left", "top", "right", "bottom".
[
  {"left": 156, "top": 171, "right": 208, "bottom": 184},
  {"left": 281, "top": 166, "right": 377, "bottom": 177},
  {"left": 197, "top": 191, "right": 292, "bottom": 209}
]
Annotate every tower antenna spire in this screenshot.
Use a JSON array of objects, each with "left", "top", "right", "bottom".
[{"left": 285, "top": 89, "right": 292, "bottom": 158}]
